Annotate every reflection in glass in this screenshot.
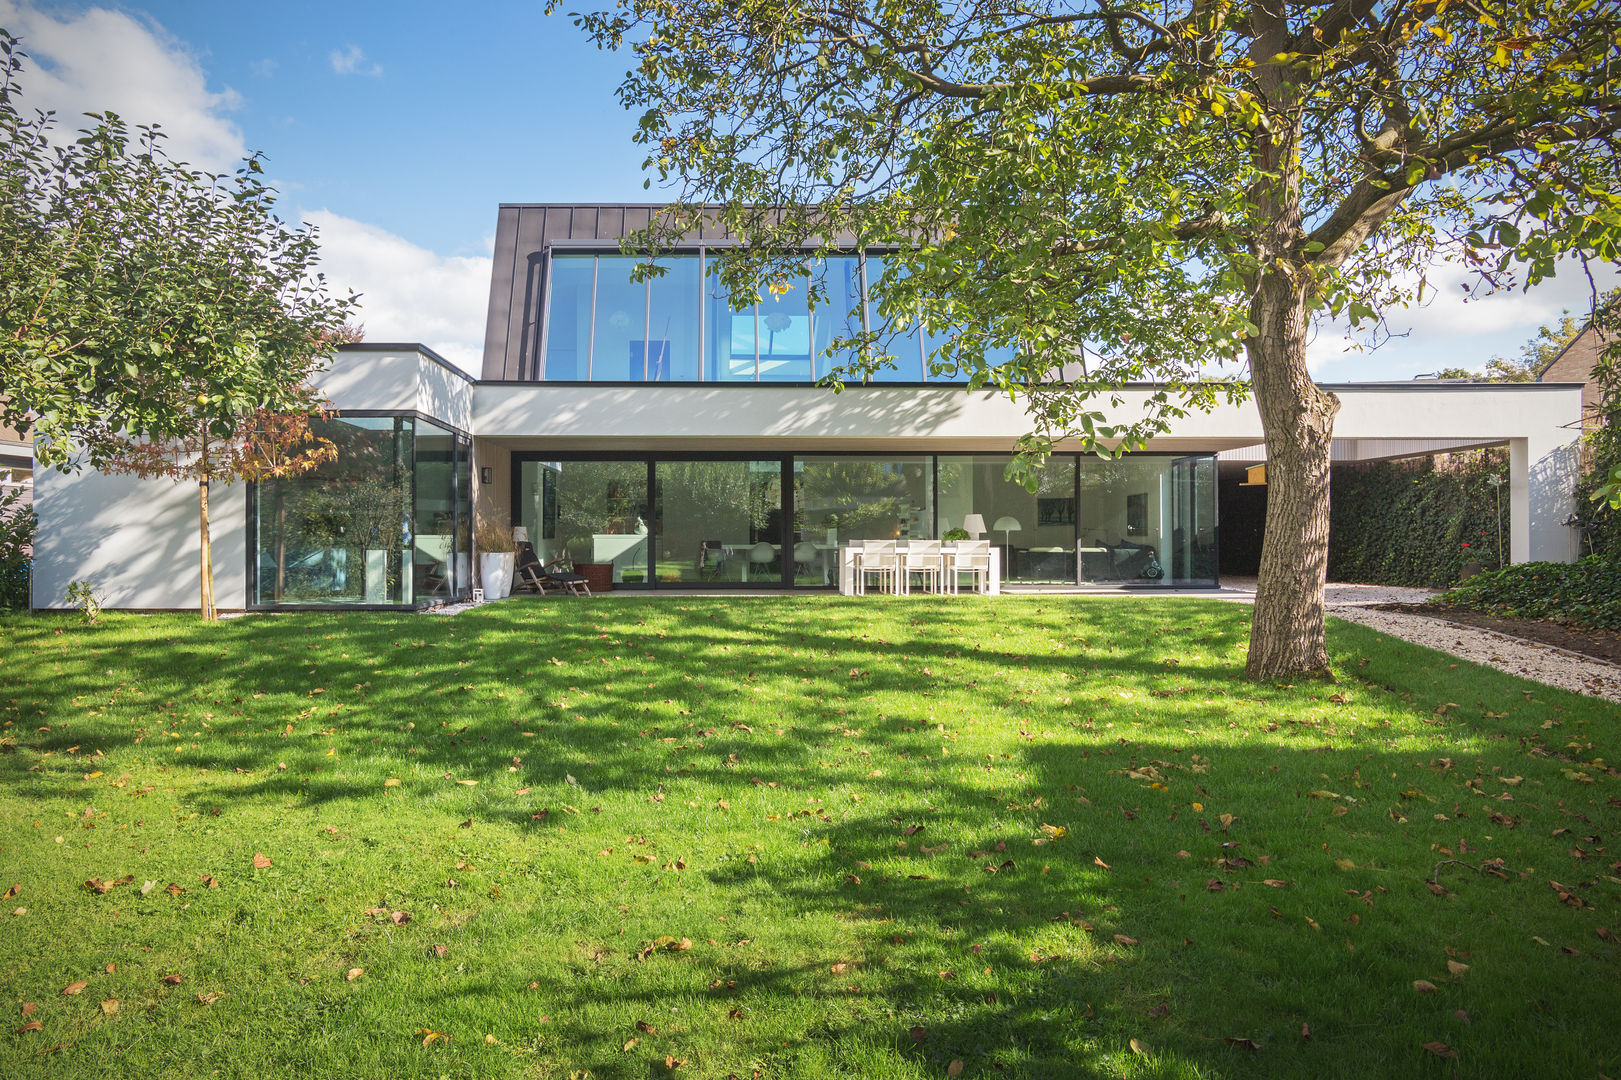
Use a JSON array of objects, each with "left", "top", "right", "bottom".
[
  {"left": 543, "top": 255, "right": 594, "bottom": 380},
  {"left": 707, "top": 265, "right": 757, "bottom": 382},
  {"left": 591, "top": 256, "right": 647, "bottom": 380},
  {"left": 518, "top": 459, "right": 650, "bottom": 584},
  {"left": 811, "top": 256, "right": 865, "bottom": 380},
  {"left": 793, "top": 457, "right": 933, "bottom": 585},
  {"left": 863, "top": 255, "right": 925, "bottom": 381},
  {"left": 1077, "top": 456, "right": 1220, "bottom": 584},
  {"left": 937, "top": 455, "right": 1077, "bottom": 584},
  {"left": 254, "top": 416, "right": 412, "bottom": 605},
  {"left": 647, "top": 256, "right": 702, "bottom": 380},
  {"left": 757, "top": 275, "right": 813, "bottom": 382},
  {"left": 656, "top": 461, "right": 784, "bottom": 584},
  {"left": 413, "top": 424, "right": 461, "bottom": 599}
]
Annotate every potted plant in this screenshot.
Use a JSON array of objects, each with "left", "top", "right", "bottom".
[{"left": 476, "top": 523, "right": 515, "bottom": 599}]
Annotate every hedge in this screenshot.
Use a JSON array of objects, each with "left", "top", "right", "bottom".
[
  {"left": 1435, "top": 556, "right": 1621, "bottom": 631},
  {"left": 1327, "top": 451, "right": 1507, "bottom": 588}
]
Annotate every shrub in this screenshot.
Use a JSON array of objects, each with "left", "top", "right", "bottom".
[
  {"left": 0, "top": 486, "right": 34, "bottom": 609},
  {"left": 1434, "top": 556, "right": 1621, "bottom": 630},
  {"left": 65, "top": 580, "right": 104, "bottom": 624},
  {"left": 1327, "top": 450, "right": 1508, "bottom": 588}
]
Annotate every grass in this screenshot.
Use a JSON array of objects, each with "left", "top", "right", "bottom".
[{"left": 0, "top": 595, "right": 1617, "bottom": 1080}]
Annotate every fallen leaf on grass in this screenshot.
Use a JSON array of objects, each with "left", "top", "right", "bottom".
[
  {"left": 15, "top": 1019, "right": 42, "bottom": 1034},
  {"left": 947, "top": 1060, "right": 965, "bottom": 1077},
  {"left": 1113, "top": 934, "right": 1139, "bottom": 946},
  {"left": 160, "top": 974, "right": 182, "bottom": 986},
  {"left": 61, "top": 981, "right": 88, "bottom": 996},
  {"left": 1447, "top": 960, "right": 1469, "bottom": 977},
  {"left": 1453, "top": 1009, "right": 1469, "bottom": 1024},
  {"left": 622, "top": 1037, "right": 640, "bottom": 1053},
  {"left": 1128, "top": 1037, "right": 1147, "bottom": 1054},
  {"left": 1224, "top": 1037, "right": 1261, "bottom": 1051},
  {"left": 1262, "top": 879, "right": 1288, "bottom": 888},
  {"left": 1, "top": 884, "right": 17, "bottom": 900},
  {"left": 99, "top": 999, "right": 117, "bottom": 1016},
  {"left": 416, "top": 1028, "right": 450, "bottom": 1046},
  {"left": 391, "top": 911, "right": 411, "bottom": 925},
  {"left": 196, "top": 992, "right": 221, "bottom": 1005},
  {"left": 384, "top": 778, "right": 401, "bottom": 787},
  {"left": 346, "top": 968, "right": 363, "bottom": 981},
  {"left": 637, "top": 1019, "right": 658, "bottom": 1033},
  {"left": 1094, "top": 856, "right": 1111, "bottom": 870},
  {"left": 830, "top": 963, "right": 848, "bottom": 975},
  {"left": 165, "top": 883, "right": 184, "bottom": 897},
  {"left": 1422, "top": 1040, "right": 1459, "bottom": 1059},
  {"left": 1413, "top": 980, "right": 1438, "bottom": 993},
  {"left": 1301, "top": 1022, "right": 1311, "bottom": 1040},
  {"left": 21, "top": 1003, "right": 36, "bottom": 1017},
  {"left": 1147, "top": 1004, "right": 1169, "bottom": 1019},
  {"left": 251, "top": 853, "right": 272, "bottom": 870},
  {"left": 909, "top": 1025, "right": 926, "bottom": 1042}
]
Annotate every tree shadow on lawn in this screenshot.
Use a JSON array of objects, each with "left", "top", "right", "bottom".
[{"left": 5, "top": 602, "right": 1619, "bottom": 1079}]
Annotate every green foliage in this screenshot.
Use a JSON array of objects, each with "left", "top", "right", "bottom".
[
  {"left": 0, "top": 599, "right": 1617, "bottom": 1078},
  {"left": 1328, "top": 452, "right": 1507, "bottom": 588},
  {"left": 940, "top": 527, "right": 970, "bottom": 542},
  {"left": 0, "top": 31, "right": 357, "bottom": 471},
  {"left": 63, "top": 579, "right": 102, "bottom": 623},
  {"left": 561, "top": 0, "right": 1621, "bottom": 460},
  {"left": 0, "top": 485, "right": 32, "bottom": 608},
  {"left": 1437, "top": 556, "right": 1621, "bottom": 631}
]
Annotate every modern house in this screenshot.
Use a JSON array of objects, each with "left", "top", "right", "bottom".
[{"left": 28, "top": 203, "right": 1586, "bottom": 610}]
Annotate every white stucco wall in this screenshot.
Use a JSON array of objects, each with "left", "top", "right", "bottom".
[
  {"left": 31, "top": 468, "right": 246, "bottom": 610},
  {"left": 28, "top": 347, "right": 470, "bottom": 610}
]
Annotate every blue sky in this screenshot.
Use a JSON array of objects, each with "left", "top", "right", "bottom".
[{"left": 1, "top": 0, "right": 1614, "bottom": 376}]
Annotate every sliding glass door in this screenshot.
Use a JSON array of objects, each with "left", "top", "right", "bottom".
[{"left": 654, "top": 460, "right": 785, "bottom": 585}]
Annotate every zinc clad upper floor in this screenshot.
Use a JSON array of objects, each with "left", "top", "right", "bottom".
[{"left": 479, "top": 203, "right": 1016, "bottom": 384}]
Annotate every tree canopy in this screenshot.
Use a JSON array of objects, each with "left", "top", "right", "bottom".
[
  {"left": 561, "top": 0, "right": 1621, "bottom": 676},
  {"left": 0, "top": 30, "right": 357, "bottom": 471}
]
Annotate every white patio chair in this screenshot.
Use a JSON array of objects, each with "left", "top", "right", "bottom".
[
  {"left": 903, "top": 539, "right": 944, "bottom": 594},
  {"left": 949, "top": 539, "right": 991, "bottom": 594},
  {"left": 854, "top": 540, "right": 897, "bottom": 595}
]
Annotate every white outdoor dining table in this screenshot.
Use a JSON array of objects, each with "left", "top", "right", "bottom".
[{"left": 838, "top": 542, "right": 1001, "bottom": 595}]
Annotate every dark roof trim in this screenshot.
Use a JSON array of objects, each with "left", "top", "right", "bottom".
[{"left": 336, "top": 342, "right": 477, "bottom": 384}]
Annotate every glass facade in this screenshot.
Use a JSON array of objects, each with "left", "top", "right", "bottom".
[
  {"left": 509, "top": 452, "right": 1216, "bottom": 589},
  {"left": 251, "top": 415, "right": 472, "bottom": 607},
  {"left": 516, "top": 459, "right": 650, "bottom": 584},
  {"left": 543, "top": 250, "right": 983, "bottom": 383}
]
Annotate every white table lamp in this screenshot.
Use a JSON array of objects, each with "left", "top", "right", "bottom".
[
  {"left": 961, "top": 513, "right": 987, "bottom": 540},
  {"left": 512, "top": 526, "right": 529, "bottom": 543}
]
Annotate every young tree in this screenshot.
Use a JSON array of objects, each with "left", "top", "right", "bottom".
[
  {"left": 561, "top": 0, "right": 1620, "bottom": 677},
  {"left": 0, "top": 31, "right": 358, "bottom": 617}
]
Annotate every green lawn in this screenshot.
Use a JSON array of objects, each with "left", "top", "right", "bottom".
[{"left": 1, "top": 596, "right": 1617, "bottom": 1079}]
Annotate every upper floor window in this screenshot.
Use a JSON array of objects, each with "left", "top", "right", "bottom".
[{"left": 539, "top": 250, "right": 1001, "bottom": 383}]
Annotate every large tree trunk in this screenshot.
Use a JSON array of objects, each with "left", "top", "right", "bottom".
[
  {"left": 198, "top": 476, "right": 217, "bottom": 622},
  {"left": 1245, "top": 269, "right": 1339, "bottom": 679}
]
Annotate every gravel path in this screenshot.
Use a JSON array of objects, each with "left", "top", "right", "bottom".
[{"left": 1223, "top": 578, "right": 1621, "bottom": 703}]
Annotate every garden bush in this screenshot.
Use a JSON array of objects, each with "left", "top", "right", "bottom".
[
  {"left": 0, "top": 486, "right": 33, "bottom": 609},
  {"left": 1327, "top": 450, "right": 1507, "bottom": 587},
  {"left": 1434, "top": 555, "right": 1621, "bottom": 630}
]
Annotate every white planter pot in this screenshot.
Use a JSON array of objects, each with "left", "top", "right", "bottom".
[
  {"left": 494, "top": 551, "right": 514, "bottom": 597},
  {"left": 473, "top": 554, "right": 505, "bottom": 596}
]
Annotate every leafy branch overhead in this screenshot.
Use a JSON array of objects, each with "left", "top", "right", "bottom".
[{"left": 560, "top": 0, "right": 1619, "bottom": 453}]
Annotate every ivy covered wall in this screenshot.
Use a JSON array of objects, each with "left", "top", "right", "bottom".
[{"left": 1326, "top": 450, "right": 1510, "bottom": 588}]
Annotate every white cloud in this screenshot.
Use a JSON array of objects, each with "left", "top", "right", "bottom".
[
  {"left": 0, "top": 0, "right": 246, "bottom": 171},
  {"left": 1307, "top": 256, "right": 1621, "bottom": 379},
  {"left": 328, "top": 44, "right": 382, "bottom": 77},
  {"left": 302, "top": 210, "right": 491, "bottom": 375},
  {"left": 249, "top": 57, "right": 277, "bottom": 79}
]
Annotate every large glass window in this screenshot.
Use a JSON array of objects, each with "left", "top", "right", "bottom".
[
  {"left": 255, "top": 417, "right": 412, "bottom": 605},
  {"left": 517, "top": 459, "right": 650, "bottom": 584},
  {"left": 862, "top": 255, "right": 926, "bottom": 381},
  {"left": 648, "top": 256, "right": 703, "bottom": 381},
  {"left": 937, "top": 455, "right": 1077, "bottom": 584},
  {"left": 793, "top": 456, "right": 934, "bottom": 585},
  {"left": 1077, "top": 456, "right": 1216, "bottom": 586},
  {"left": 591, "top": 256, "right": 648, "bottom": 381},
  {"left": 543, "top": 254, "right": 594, "bottom": 380},
  {"left": 253, "top": 416, "right": 473, "bottom": 607},
  {"left": 655, "top": 460, "right": 784, "bottom": 584}
]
